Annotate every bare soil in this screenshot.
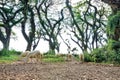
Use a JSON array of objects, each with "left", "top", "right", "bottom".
[{"left": 0, "top": 61, "right": 120, "bottom": 80}]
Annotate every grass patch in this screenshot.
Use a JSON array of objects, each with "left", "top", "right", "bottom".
[
  {"left": 44, "top": 54, "right": 59, "bottom": 58},
  {"left": 0, "top": 55, "right": 19, "bottom": 63},
  {"left": 43, "top": 54, "right": 65, "bottom": 62},
  {"left": 43, "top": 57, "right": 64, "bottom": 62}
]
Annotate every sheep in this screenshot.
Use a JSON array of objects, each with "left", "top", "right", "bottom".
[
  {"left": 20, "top": 51, "right": 30, "bottom": 62},
  {"left": 66, "top": 54, "right": 73, "bottom": 61},
  {"left": 79, "top": 54, "right": 84, "bottom": 63},
  {"left": 26, "top": 50, "right": 43, "bottom": 63}
]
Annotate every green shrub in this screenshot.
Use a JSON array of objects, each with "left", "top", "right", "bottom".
[
  {"left": 92, "top": 48, "right": 107, "bottom": 63},
  {"left": 113, "top": 49, "right": 120, "bottom": 64},
  {"left": 107, "top": 11, "right": 120, "bottom": 36},
  {"left": 107, "top": 39, "right": 120, "bottom": 64},
  {"left": 0, "top": 49, "right": 9, "bottom": 56},
  {"left": 87, "top": 45, "right": 120, "bottom": 64},
  {"left": 44, "top": 50, "right": 55, "bottom": 55},
  {"left": 84, "top": 52, "right": 94, "bottom": 62},
  {"left": 105, "top": 49, "right": 115, "bottom": 63},
  {"left": 10, "top": 50, "right": 21, "bottom": 55},
  {"left": 0, "top": 55, "right": 19, "bottom": 63},
  {"left": 0, "top": 49, "right": 21, "bottom": 56}
]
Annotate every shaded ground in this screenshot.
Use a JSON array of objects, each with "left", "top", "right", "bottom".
[{"left": 0, "top": 61, "right": 120, "bottom": 80}]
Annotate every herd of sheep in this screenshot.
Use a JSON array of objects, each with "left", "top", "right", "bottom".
[{"left": 20, "top": 50, "right": 84, "bottom": 63}]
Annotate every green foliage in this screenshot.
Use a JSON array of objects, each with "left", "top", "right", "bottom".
[
  {"left": 43, "top": 54, "right": 64, "bottom": 62},
  {"left": 107, "top": 39, "right": 115, "bottom": 50},
  {"left": 90, "top": 47, "right": 116, "bottom": 63},
  {"left": 0, "top": 49, "right": 21, "bottom": 56},
  {"left": 91, "top": 48, "right": 107, "bottom": 63},
  {"left": 107, "top": 11, "right": 120, "bottom": 35},
  {"left": 83, "top": 45, "right": 120, "bottom": 64},
  {"left": 113, "top": 49, "right": 120, "bottom": 64},
  {"left": 84, "top": 52, "right": 94, "bottom": 62},
  {"left": 0, "top": 55, "right": 19, "bottom": 63},
  {"left": 106, "top": 39, "right": 120, "bottom": 64},
  {"left": 44, "top": 50, "right": 55, "bottom": 55},
  {"left": 111, "top": 41, "right": 120, "bottom": 50},
  {"left": 107, "top": 39, "right": 120, "bottom": 51},
  {"left": 108, "top": 11, "right": 120, "bottom": 27},
  {"left": 104, "top": 49, "right": 115, "bottom": 63},
  {"left": 0, "top": 49, "right": 9, "bottom": 56},
  {"left": 0, "top": 49, "right": 21, "bottom": 63}
]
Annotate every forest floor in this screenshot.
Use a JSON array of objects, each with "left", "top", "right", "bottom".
[{"left": 0, "top": 60, "right": 120, "bottom": 80}]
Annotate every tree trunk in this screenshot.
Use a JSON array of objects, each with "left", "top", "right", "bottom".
[
  {"left": 2, "top": 27, "right": 11, "bottom": 50},
  {"left": 21, "top": 5, "right": 36, "bottom": 51},
  {"left": 26, "top": 42, "right": 32, "bottom": 51},
  {"left": 49, "top": 40, "right": 55, "bottom": 52}
]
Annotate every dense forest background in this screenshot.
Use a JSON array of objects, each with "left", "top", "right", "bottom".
[{"left": 0, "top": 0, "right": 120, "bottom": 64}]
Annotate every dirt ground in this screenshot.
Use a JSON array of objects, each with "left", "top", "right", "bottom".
[{"left": 0, "top": 61, "right": 120, "bottom": 80}]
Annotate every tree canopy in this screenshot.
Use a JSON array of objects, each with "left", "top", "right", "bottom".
[{"left": 0, "top": 0, "right": 118, "bottom": 54}]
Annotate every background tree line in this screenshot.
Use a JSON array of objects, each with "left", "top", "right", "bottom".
[
  {"left": 1, "top": 0, "right": 120, "bottom": 64},
  {"left": 0, "top": 0, "right": 110, "bottom": 52}
]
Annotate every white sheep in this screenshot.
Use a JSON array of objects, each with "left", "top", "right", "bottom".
[
  {"left": 26, "top": 50, "right": 43, "bottom": 63},
  {"left": 66, "top": 54, "right": 73, "bottom": 61},
  {"left": 79, "top": 54, "right": 84, "bottom": 62},
  {"left": 20, "top": 51, "right": 30, "bottom": 62}
]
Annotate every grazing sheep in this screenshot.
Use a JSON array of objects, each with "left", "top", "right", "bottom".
[
  {"left": 20, "top": 51, "right": 30, "bottom": 62},
  {"left": 26, "top": 50, "right": 43, "bottom": 63},
  {"left": 66, "top": 54, "right": 73, "bottom": 61},
  {"left": 79, "top": 54, "right": 84, "bottom": 62},
  {"left": 20, "top": 51, "right": 30, "bottom": 57}
]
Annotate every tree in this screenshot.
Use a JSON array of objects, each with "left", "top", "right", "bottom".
[
  {"left": 101, "top": 0, "right": 120, "bottom": 14},
  {"left": 0, "top": 1, "right": 23, "bottom": 50},
  {"left": 35, "top": 0, "right": 64, "bottom": 53},
  {"left": 20, "top": 0, "right": 41, "bottom": 51},
  {"left": 102, "top": 0, "right": 120, "bottom": 50},
  {"left": 65, "top": 0, "right": 107, "bottom": 53}
]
